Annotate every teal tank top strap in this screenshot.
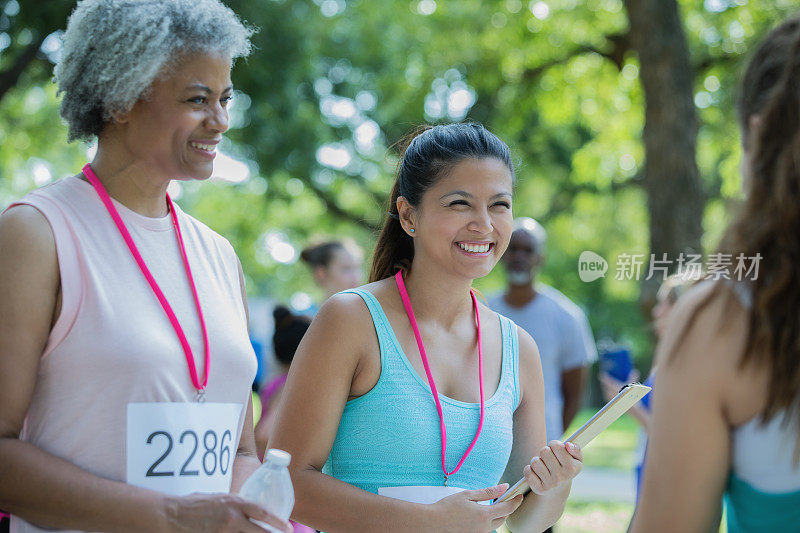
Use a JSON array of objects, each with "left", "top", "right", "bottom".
[
  {"left": 336, "top": 287, "right": 392, "bottom": 372},
  {"left": 337, "top": 287, "right": 381, "bottom": 314}
]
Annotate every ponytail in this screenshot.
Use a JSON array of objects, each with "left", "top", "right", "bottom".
[{"left": 369, "top": 180, "right": 415, "bottom": 282}]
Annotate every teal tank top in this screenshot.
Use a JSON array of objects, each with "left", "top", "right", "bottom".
[
  {"left": 322, "top": 288, "right": 520, "bottom": 494},
  {"left": 725, "top": 473, "right": 800, "bottom": 532},
  {"left": 723, "top": 408, "right": 800, "bottom": 533}
]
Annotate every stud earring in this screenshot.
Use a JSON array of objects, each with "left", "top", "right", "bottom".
[{"left": 409, "top": 228, "right": 415, "bottom": 234}]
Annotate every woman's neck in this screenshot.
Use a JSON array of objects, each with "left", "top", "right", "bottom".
[
  {"left": 87, "top": 142, "right": 171, "bottom": 218},
  {"left": 401, "top": 264, "right": 475, "bottom": 329}
]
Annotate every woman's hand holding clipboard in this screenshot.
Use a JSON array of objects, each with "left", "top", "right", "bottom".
[{"left": 494, "top": 383, "right": 652, "bottom": 504}]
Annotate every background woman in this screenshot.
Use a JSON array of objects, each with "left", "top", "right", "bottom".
[
  {"left": 0, "top": 1, "right": 289, "bottom": 531},
  {"left": 254, "top": 306, "right": 314, "bottom": 533},
  {"left": 630, "top": 15, "right": 800, "bottom": 533},
  {"left": 269, "top": 123, "right": 583, "bottom": 532},
  {"left": 254, "top": 306, "right": 311, "bottom": 459},
  {"left": 299, "top": 239, "right": 363, "bottom": 315}
]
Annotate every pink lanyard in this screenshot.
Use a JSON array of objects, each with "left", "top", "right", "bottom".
[
  {"left": 83, "top": 164, "right": 211, "bottom": 402},
  {"left": 395, "top": 271, "right": 485, "bottom": 486}
]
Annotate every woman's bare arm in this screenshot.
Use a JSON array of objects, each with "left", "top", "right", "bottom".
[
  {"left": 230, "top": 258, "right": 265, "bottom": 491},
  {"left": 0, "top": 206, "right": 173, "bottom": 531},
  {"left": 504, "top": 328, "right": 579, "bottom": 532},
  {"left": 254, "top": 387, "right": 282, "bottom": 459},
  {"left": 267, "top": 293, "right": 437, "bottom": 531},
  {"left": 230, "top": 395, "right": 262, "bottom": 493},
  {"left": 630, "top": 284, "right": 745, "bottom": 532}
]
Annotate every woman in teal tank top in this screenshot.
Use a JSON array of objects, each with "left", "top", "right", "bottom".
[
  {"left": 269, "top": 123, "right": 583, "bottom": 532},
  {"left": 630, "top": 16, "right": 800, "bottom": 533}
]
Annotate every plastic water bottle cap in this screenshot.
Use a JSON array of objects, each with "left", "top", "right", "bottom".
[{"left": 265, "top": 448, "right": 291, "bottom": 467}]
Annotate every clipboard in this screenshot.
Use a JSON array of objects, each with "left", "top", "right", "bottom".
[{"left": 494, "top": 382, "right": 651, "bottom": 504}]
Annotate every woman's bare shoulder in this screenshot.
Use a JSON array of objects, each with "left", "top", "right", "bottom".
[
  {"left": 655, "top": 281, "right": 754, "bottom": 402},
  {"left": 659, "top": 281, "right": 747, "bottom": 358},
  {"left": 0, "top": 203, "right": 56, "bottom": 247},
  {"left": 314, "top": 290, "right": 373, "bottom": 329},
  {"left": 357, "top": 277, "right": 397, "bottom": 300},
  {"left": 0, "top": 204, "right": 59, "bottom": 294},
  {"left": 311, "top": 280, "right": 398, "bottom": 348}
]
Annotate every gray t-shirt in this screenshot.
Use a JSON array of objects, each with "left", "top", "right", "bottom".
[{"left": 489, "top": 285, "right": 597, "bottom": 442}]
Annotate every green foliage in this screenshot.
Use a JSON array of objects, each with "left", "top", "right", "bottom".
[
  {"left": 2, "top": 0, "right": 799, "bottom": 366},
  {"left": 0, "top": 70, "right": 86, "bottom": 205}
]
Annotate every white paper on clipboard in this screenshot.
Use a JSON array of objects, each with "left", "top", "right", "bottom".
[{"left": 494, "top": 382, "right": 651, "bottom": 504}]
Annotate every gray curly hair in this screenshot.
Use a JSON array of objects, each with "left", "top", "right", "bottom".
[{"left": 54, "top": 0, "right": 254, "bottom": 142}]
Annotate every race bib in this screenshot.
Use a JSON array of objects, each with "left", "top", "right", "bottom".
[{"left": 126, "top": 402, "right": 242, "bottom": 495}]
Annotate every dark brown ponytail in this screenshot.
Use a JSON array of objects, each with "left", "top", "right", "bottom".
[{"left": 369, "top": 179, "right": 416, "bottom": 282}]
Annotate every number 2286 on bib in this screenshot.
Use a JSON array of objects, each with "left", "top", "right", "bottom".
[{"left": 126, "top": 402, "right": 242, "bottom": 495}]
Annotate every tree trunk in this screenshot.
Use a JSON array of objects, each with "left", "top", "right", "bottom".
[{"left": 623, "top": 0, "right": 705, "bottom": 310}]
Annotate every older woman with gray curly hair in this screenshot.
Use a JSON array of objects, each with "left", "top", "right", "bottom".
[{"left": 0, "top": 1, "right": 291, "bottom": 532}]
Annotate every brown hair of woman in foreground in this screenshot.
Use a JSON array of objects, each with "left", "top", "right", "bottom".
[{"left": 718, "top": 15, "right": 800, "bottom": 432}]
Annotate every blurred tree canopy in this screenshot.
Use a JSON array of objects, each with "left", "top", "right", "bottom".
[{"left": 1, "top": 0, "right": 798, "bottom": 363}]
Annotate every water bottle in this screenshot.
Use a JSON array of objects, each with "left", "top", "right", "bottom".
[{"left": 239, "top": 448, "right": 295, "bottom": 532}]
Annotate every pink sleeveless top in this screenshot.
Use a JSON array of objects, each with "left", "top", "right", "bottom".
[{"left": 7, "top": 176, "right": 257, "bottom": 532}]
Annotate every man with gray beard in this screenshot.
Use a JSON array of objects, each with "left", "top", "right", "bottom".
[{"left": 490, "top": 218, "right": 597, "bottom": 448}]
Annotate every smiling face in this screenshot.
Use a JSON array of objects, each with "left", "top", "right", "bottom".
[
  {"left": 398, "top": 157, "right": 514, "bottom": 281},
  {"left": 117, "top": 52, "right": 233, "bottom": 181}
]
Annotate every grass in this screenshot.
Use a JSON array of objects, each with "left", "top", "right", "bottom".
[{"left": 558, "top": 500, "right": 634, "bottom": 533}]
